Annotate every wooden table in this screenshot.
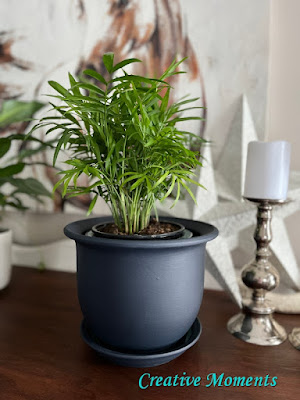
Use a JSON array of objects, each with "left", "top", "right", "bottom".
[{"left": 0, "top": 266, "right": 299, "bottom": 400}]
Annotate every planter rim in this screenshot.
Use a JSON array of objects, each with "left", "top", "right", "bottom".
[{"left": 64, "top": 216, "right": 218, "bottom": 249}]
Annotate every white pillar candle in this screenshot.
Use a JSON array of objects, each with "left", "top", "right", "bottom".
[{"left": 243, "top": 141, "right": 291, "bottom": 200}]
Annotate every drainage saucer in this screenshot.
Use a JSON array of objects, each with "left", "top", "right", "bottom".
[{"left": 80, "top": 318, "right": 201, "bottom": 368}]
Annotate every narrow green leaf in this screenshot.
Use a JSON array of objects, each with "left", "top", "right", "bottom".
[
  {"left": 53, "top": 132, "right": 71, "bottom": 166},
  {"left": 87, "top": 195, "right": 97, "bottom": 215},
  {"left": 175, "top": 97, "right": 200, "bottom": 107},
  {"left": 105, "top": 142, "right": 116, "bottom": 171},
  {"left": 120, "top": 174, "right": 144, "bottom": 187},
  {"left": 53, "top": 176, "right": 66, "bottom": 193},
  {"left": 9, "top": 178, "right": 51, "bottom": 197},
  {"left": 110, "top": 75, "right": 166, "bottom": 86},
  {"left": 17, "top": 144, "right": 49, "bottom": 160},
  {"left": 160, "top": 57, "right": 187, "bottom": 80},
  {"left": 0, "top": 163, "right": 25, "bottom": 177},
  {"left": 0, "top": 100, "right": 44, "bottom": 127},
  {"left": 83, "top": 69, "right": 107, "bottom": 85},
  {"left": 88, "top": 167, "right": 103, "bottom": 180},
  {"left": 48, "top": 80, "right": 69, "bottom": 96},
  {"left": 180, "top": 179, "right": 197, "bottom": 204},
  {"left": 103, "top": 52, "right": 114, "bottom": 73},
  {"left": 170, "top": 116, "right": 203, "bottom": 123},
  {"left": 145, "top": 176, "right": 152, "bottom": 191},
  {"left": 152, "top": 171, "right": 170, "bottom": 190},
  {"left": 4, "top": 200, "right": 28, "bottom": 210},
  {"left": 71, "top": 82, "right": 105, "bottom": 96},
  {"left": 161, "top": 175, "right": 176, "bottom": 201},
  {"left": 160, "top": 88, "right": 170, "bottom": 113},
  {"left": 171, "top": 180, "right": 181, "bottom": 208},
  {"left": 68, "top": 72, "right": 81, "bottom": 96},
  {"left": 184, "top": 176, "right": 206, "bottom": 190},
  {"left": 0, "top": 138, "right": 11, "bottom": 158},
  {"left": 62, "top": 174, "right": 74, "bottom": 197},
  {"left": 130, "top": 176, "right": 145, "bottom": 191},
  {"left": 112, "top": 58, "right": 141, "bottom": 72},
  {"left": 72, "top": 171, "right": 81, "bottom": 187}
]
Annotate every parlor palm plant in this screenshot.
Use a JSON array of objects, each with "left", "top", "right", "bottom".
[
  {"left": 33, "top": 53, "right": 204, "bottom": 234},
  {"left": 44, "top": 54, "right": 218, "bottom": 364}
]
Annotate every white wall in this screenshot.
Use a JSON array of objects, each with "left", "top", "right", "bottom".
[
  {"left": 267, "top": 0, "right": 300, "bottom": 263},
  {"left": 186, "top": 0, "right": 270, "bottom": 157}
]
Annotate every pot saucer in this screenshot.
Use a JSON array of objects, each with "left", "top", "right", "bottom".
[{"left": 80, "top": 318, "right": 201, "bottom": 368}]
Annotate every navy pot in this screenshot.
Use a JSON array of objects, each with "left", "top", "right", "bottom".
[{"left": 64, "top": 216, "right": 218, "bottom": 352}]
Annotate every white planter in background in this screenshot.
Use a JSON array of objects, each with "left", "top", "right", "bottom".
[
  {"left": 12, "top": 239, "right": 77, "bottom": 273},
  {"left": 2, "top": 210, "right": 110, "bottom": 272},
  {"left": 1, "top": 211, "right": 88, "bottom": 245},
  {"left": 1, "top": 210, "right": 111, "bottom": 246},
  {"left": 3, "top": 211, "right": 92, "bottom": 271},
  {"left": 0, "top": 229, "right": 12, "bottom": 290}
]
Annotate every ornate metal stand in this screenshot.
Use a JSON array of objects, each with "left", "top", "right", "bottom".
[{"left": 227, "top": 198, "right": 287, "bottom": 346}]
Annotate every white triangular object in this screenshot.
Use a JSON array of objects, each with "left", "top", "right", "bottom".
[
  {"left": 206, "top": 237, "right": 242, "bottom": 307},
  {"left": 216, "top": 95, "right": 258, "bottom": 200},
  {"left": 192, "top": 144, "right": 218, "bottom": 220}
]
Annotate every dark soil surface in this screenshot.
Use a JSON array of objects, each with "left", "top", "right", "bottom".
[{"left": 99, "top": 219, "right": 180, "bottom": 236}]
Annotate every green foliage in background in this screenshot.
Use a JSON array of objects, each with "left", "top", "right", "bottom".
[
  {"left": 0, "top": 101, "right": 51, "bottom": 212},
  {"left": 0, "top": 100, "right": 44, "bottom": 128},
  {"left": 32, "top": 53, "right": 205, "bottom": 234}
]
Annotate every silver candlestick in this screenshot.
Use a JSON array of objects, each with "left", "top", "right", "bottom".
[{"left": 227, "top": 198, "right": 287, "bottom": 346}]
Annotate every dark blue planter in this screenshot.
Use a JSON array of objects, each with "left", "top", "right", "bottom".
[{"left": 64, "top": 216, "right": 218, "bottom": 352}]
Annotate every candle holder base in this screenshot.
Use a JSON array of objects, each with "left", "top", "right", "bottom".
[
  {"left": 227, "top": 308, "right": 287, "bottom": 346},
  {"left": 227, "top": 198, "right": 288, "bottom": 346}
]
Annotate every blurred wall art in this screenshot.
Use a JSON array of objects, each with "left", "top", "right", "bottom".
[{"left": 0, "top": 0, "right": 270, "bottom": 215}]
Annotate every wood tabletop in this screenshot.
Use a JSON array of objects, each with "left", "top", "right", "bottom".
[{"left": 0, "top": 266, "right": 299, "bottom": 400}]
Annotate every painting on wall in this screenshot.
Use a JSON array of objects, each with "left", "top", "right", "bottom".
[{"left": 0, "top": 0, "right": 270, "bottom": 215}]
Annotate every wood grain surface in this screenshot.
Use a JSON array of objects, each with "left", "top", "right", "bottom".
[{"left": 0, "top": 266, "right": 299, "bottom": 400}]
